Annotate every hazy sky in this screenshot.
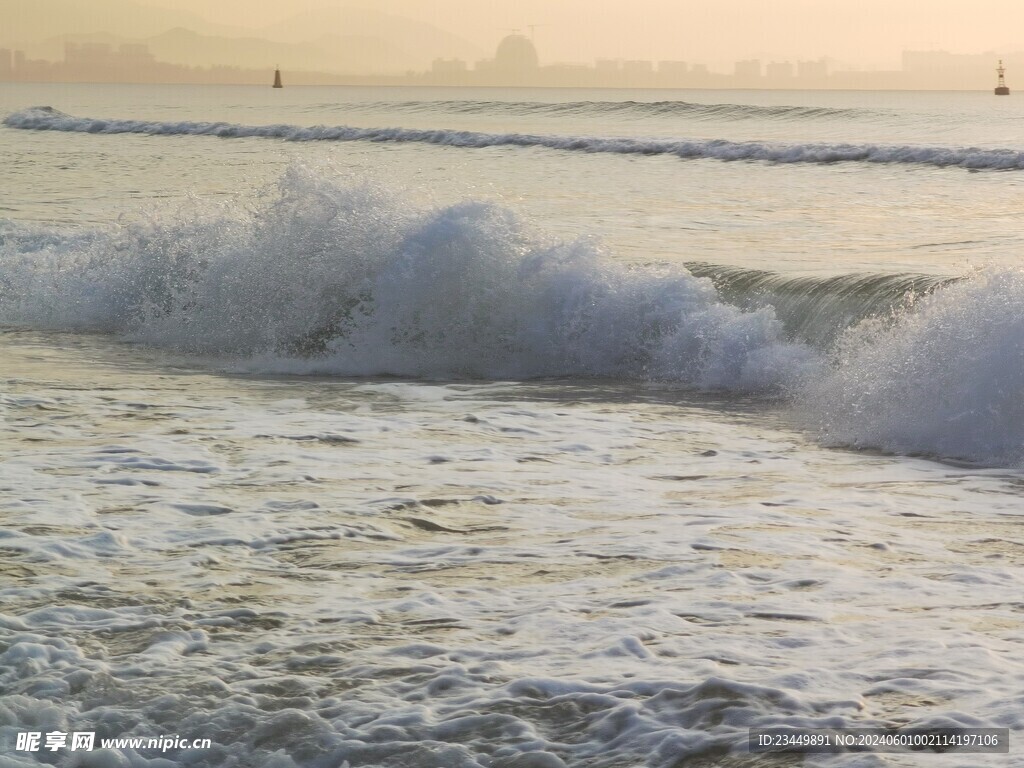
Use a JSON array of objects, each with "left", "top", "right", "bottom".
[{"left": 23, "top": 0, "right": 1024, "bottom": 68}]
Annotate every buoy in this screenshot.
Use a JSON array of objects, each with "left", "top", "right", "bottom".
[{"left": 995, "top": 60, "right": 1009, "bottom": 95}]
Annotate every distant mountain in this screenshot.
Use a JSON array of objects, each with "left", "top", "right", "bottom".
[
  {"left": 146, "top": 27, "right": 409, "bottom": 74},
  {"left": 9, "top": 0, "right": 486, "bottom": 76},
  {"left": 2, "top": 0, "right": 242, "bottom": 45},
  {"left": 265, "top": 7, "right": 485, "bottom": 69},
  {"left": 31, "top": 26, "right": 456, "bottom": 76}
]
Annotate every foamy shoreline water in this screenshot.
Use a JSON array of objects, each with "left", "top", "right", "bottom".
[{"left": 3, "top": 329, "right": 1023, "bottom": 767}]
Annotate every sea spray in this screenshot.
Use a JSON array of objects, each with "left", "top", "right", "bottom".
[
  {"left": 0, "top": 166, "right": 814, "bottom": 389},
  {"left": 798, "top": 268, "right": 1024, "bottom": 465}
]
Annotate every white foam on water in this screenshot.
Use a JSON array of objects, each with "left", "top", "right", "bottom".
[
  {"left": 2, "top": 334, "right": 1022, "bottom": 767},
  {"left": 0, "top": 165, "right": 814, "bottom": 392},
  {"left": 800, "top": 269, "right": 1024, "bottom": 465}
]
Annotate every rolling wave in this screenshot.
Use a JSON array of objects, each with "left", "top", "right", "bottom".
[
  {"left": 3, "top": 166, "right": 1023, "bottom": 465},
  {"left": 686, "top": 262, "right": 954, "bottom": 345},
  {"left": 6, "top": 106, "right": 1023, "bottom": 171}
]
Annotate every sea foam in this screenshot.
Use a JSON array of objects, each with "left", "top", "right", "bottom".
[
  {"left": 0, "top": 166, "right": 814, "bottom": 391},
  {"left": 800, "top": 269, "right": 1024, "bottom": 465}
]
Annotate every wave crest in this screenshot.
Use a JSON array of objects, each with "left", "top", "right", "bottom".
[
  {"left": 0, "top": 166, "right": 813, "bottom": 389},
  {"left": 7, "top": 107, "right": 1023, "bottom": 171},
  {"left": 341, "top": 98, "right": 876, "bottom": 122}
]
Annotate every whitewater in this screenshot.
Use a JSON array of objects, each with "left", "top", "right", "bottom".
[{"left": 3, "top": 83, "right": 1024, "bottom": 768}]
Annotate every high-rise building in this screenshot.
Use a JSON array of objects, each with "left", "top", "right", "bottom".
[{"left": 797, "top": 58, "right": 828, "bottom": 80}]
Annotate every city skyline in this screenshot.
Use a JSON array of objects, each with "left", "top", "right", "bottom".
[
  {"left": 7, "top": 0, "right": 1024, "bottom": 73},
  {"left": 3, "top": 0, "right": 1024, "bottom": 90},
  {"left": 0, "top": 34, "right": 1020, "bottom": 91},
  {"left": 121, "top": 0, "right": 1024, "bottom": 70}
]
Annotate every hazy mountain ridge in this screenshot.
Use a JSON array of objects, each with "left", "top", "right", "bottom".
[
  {"left": 262, "top": 6, "right": 483, "bottom": 60},
  {"left": 4, "top": 0, "right": 242, "bottom": 44},
  {"left": 7, "top": 0, "right": 485, "bottom": 74},
  {"left": 28, "top": 28, "right": 409, "bottom": 74}
]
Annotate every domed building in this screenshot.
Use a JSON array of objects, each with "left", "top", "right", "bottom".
[{"left": 494, "top": 34, "right": 539, "bottom": 72}]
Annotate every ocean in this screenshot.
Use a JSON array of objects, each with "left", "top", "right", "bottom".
[{"left": 2, "top": 82, "right": 1024, "bottom": 767}]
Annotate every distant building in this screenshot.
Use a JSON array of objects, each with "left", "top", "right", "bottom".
[
  {"left": 493, "top": 34, "right": 539, "bottom": 72},
  {"left": 797, "top": 58, "right": 828, "bottom": 80},
  {"left": 595, "top": 59, "right": 621, "bottom": 73},
  {"left": 13, "top": 50, "right": 25, "bottom": 71},
  {"left": 0, "top": 49, "right": 11, "bottom": 75},
  {"left": 64, "top": 42, "right": 114, "bottom": 68},
  {"left": 623, "top": 60, "right": 653, "bottom": 74},
  {"left": 119, "top": 44, "right": 155, "bottom": 66},
  {"left": 64, "top": 42, "right": 154, "bottom": 69},
  {"left": 734, "top": 59, "right": 762, "bottom": 79},
  {"left": 658, "top": 61, "right": 688, "bottom": 76},
  {"left": 473, "top": 33, "right": 540, "bottom": 83},
  {"left": 766, "top": 61, "right": 794, "bottom": 80},
  {"left": 902, "top": 50, "right": 971, "bottom": 72}
]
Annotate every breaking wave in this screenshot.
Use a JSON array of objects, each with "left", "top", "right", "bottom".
[
  {"left": 7, "top": 106, "right": 1024, "bottom": 171},
  {"left": 3, "top": 165, "right": 1024, "bottom": 466},
  {"left": 800, "top": 269, "right": 1024, "bottom": 466},
  {"left": 0, "top": 166, "right": 816, "bottom": 391}
]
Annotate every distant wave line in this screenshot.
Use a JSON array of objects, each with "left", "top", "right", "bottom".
[
  {"left": 6, "top": 106, "right": 1024, "bottom": 170},
  {"left": 336, "top": 99, "right": 877, "bottom": 121}
]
